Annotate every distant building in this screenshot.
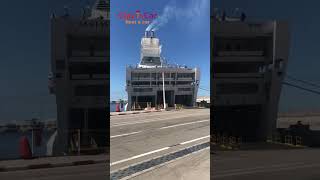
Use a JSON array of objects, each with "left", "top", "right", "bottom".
[
  {"left": 196, "top": 96, "right": 210, "bottom": 108},
  {"left": 212, "top": 12, "right": 290, "bottom": 141},
  {"left": 126, "top": 31, "right": 200, "bottom": 110},
  {"left": 49, "top": 0, "right": 109, "bottom": 155},
  {"left": 45, "top": 120, "right": 57, "bottom": 131}
]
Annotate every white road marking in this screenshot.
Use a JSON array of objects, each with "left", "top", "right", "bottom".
[
  {"left": 110, "top": 110, "right": 208, "bottom": 121},
  {"left": 180, "top": 135, "right": 210, "bottom": 145},
  {"left": 110, "top": 135, "right": 210, "bottom": 166},
  {"left": 110, "top": 120, "right": 209, "bottom": 139},
  {"left": 216, "top": 162, "right": 306, "bottom": 174},
  {"left": 214, "top": 162, "right": 320, "bottom": 178},
  {"left": 110, "top": 131, "right": 142, "bottom": 139},
  {"left": 159, "top": 119, "right": 209, "bottom": 129},
  {"left": 111, "top": 114, "right": 209, "bottom": 127},
  {"left": 110, "top": 147, "right": 170, "bottom": 166}
]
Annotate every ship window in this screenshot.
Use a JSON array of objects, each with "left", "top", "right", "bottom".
[
  {"left": 216, "top": 83, "right": 258, "bottom": 94},
  {"left": 56, "top": 60, "right": 65, "bottom": 70},
  {"left": 131, "top": 73, "right": 150, "bottom": 80},
  {"left": 157, "top": 81, "right": 170, "bottom": 85},
  {"left": 68, "top": 36, "right": 108, "bottom": 57},
  {"left": 133, "top": 88, "right": 153, "bottom": 92},
  {"left": 69, "top": 62, "right": 108, "bottom": 75},
  {"left": 214, "top": 37, "right": 268, "bottom": 56},
  {"left": 74, "top": 85, "right": 107, "bottom": 96},
  {"left": 177, "top": 73, "right": 194, "bottom": 79},
  {"left": 178, "top": 88, "right": 191, "bottom": 91},
  {"left": 213, "top": 62, "right": 263, "bottom": 73},
  {"left": 141, "top": 57, "right": 161, "bottom": 65},
  {"left": 132, "top": 81, "right": 150, "bottom": 86},
  {"left": 55, "top": 73, "right": 62, "bottom": 78},
  {"left": 176, "top": 81, "right": 193, "bottom": 85}
]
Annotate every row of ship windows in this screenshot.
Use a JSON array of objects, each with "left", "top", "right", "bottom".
[
  {"left": 68, "top": 50, "right": 108, "bottom": 57},
  {"left": 131, "top": 73, "right": 194, "bottom": 79},
  {"left": 213, "top": 60, "right": 284, "bottom": 74},
  {"left": 128, "top": 81, "right": 194, "bottom": 86},
  {"left": 73, "top": 85, "right": 108, "bottom": 96},
  {"left": 133, "top": 88, "right": 192, "bottom": 92},
  {"left": 215, "top": 83, "right": 259, "bottom": 94},
  {"left": 213, "top": 38, "right": 271, "bottom": 56},
  {"left": 56, "top": 62, "right": 109, "bottom": 72},
  {"left": 73, "top": 86, "right": 192, "bottom": 96},
  {"left": 55, "top": 73, "right": 109, "bottom": 80}
]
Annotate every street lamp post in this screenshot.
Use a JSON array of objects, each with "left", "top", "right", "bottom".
[{"left": 161, "top": 61, "right": 166, "bottom": 110}]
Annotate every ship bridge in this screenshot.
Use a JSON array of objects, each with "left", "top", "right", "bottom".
[{"left": 139, "top": 31, "right": 162, "bottom": 68}]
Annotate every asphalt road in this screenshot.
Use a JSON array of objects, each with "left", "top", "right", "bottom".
[
  {"left": 110, "top": 109, "right": 210, "bottom": 172},
  {"left": 130, "top": 147, "right": 320, "bottom": 180},
  {"left": 3, "top": 109, "right": 320, "bottom": 180},
  {"left": 0, "top": 163, "right": 108, "bottom": 180},
  {"left": 212, "top": 148, "right": 320, "bottom": 180}
]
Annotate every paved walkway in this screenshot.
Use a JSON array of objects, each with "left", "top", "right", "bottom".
[
  {"left": 110, "top": 110, "right": 161, "bottom": 116},
  {"left": 128, "top": 148, "right": 209, "bottom": 180},
  {"left": 0, "top": 154, "right": 108, "bottom": 172}
]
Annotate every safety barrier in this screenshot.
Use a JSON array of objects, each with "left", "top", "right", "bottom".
[
  {"left": 131, "top": 102, "right": 150, "bottom": 111},
  {"left": 269, "top": 133, "right": 304, "bottom": 147},
  {"left": 284, "top": 135, "right": 293, "bottom": 145},
  {"left": 211, "top": 133, "right": 242, "bottom": 150},
  {"left": 66, "top": 129, "right": 109, "bottom": 155},
  {"left": 1, "top": 128, "right": 108, "bottom": 160},
  {"left": 174, "top": 104, "right": 184, "bottom": 110},
  {"left": 295, "top": 136, "right": 303, "bottom": 146}
]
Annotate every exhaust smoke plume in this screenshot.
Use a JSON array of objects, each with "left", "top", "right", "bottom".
[{"left": 146, "top": 0, "right": 208, "bottom": 32}]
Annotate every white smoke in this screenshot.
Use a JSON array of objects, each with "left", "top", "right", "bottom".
[{"left": 146, "top": 0, "right": 208, "bottom": 32}]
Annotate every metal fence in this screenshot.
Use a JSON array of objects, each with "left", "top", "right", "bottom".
[
  {"left": 268, "top": 132, "right": 304, "bottom": 147},
  {"left": 65, "top": 129, "right": 109, "bottom": 155},
  {"left": 131, "top": 102, "right": 185, "bottom": 111},
  {"left": 211, "top": 133, "right": 242, "bottom": 150},
  {"left": 0, "top": 128, "right": 109, "bottom": 160}
]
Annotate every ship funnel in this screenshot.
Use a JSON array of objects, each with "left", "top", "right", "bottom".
[{"left": 144, "top": 31, "right": 155, "bottom": 38}]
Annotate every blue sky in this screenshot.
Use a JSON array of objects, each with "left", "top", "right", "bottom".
[
  {"left": 2, "top": 0, "right": 320, "bottom": 123},
  {"left": 0, "top": 0, "right": 96, "bottom": 122},
  {"left": 110, "top": 0, "right": 210, "bottom": 101},
  {"left": 214, "top": 0, "right": 320, "bottom": 112}
]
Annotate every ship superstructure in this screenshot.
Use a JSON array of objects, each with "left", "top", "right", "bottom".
[
  {"left": 212, "top": 11, "right": 290, "bottom": 141},
  {"left": 49, "top": 0, "right": 109, "bottom": 155},
  {"left": 126, "top": 31, "right": 200, "bottom": 110}
]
